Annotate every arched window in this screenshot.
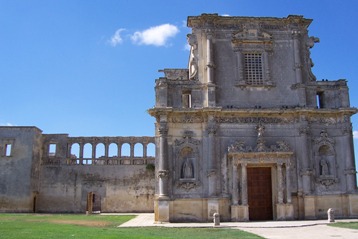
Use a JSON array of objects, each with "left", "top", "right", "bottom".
[
  {"left": 108, "top": 143, "right": 118, "bottom": 157},
  {"left": 146, "top": 143, "right": 155, "bottom": 157},
  {"left": 134, "top": 143, "right": 144, "bottom": 157},
  {"left": 121, "top": 143, "right": 130, "bottom": 157},
  {"left": 71, "top": 143, "right": 80, "bottom": 164},
  {"left": 96, "top": 143, "right": 105, "bottom": 158},
  {"left": 83, "top": 143, "right": 92, "bottom": 164}
]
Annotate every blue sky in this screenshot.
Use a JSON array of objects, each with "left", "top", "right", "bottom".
[{"left": 1, "top": 0, "right": 358, "bottom": 143}]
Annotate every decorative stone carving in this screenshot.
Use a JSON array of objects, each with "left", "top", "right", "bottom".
[
  {"left": 176, "top": 180, "right": 201, "bottom": 191},
  {"left": 170, "top": 114, "right": 204, "bottom": 123},
  {"left": 313, "top": 130, "right": 334, "bottom": 147},
  {"left": 317, "top": 176, "right": 338, "bottom": 188},
  {"left": 159, "top": 69, "right": 189, "bottom": 80},
  {"left": 228, "top": 139, "right": 292, "bottom": 153},
  {"left": 157, "top": 170, "right": 169, "bottom": 179},
  {"left": 174, "top": 131, "right": 200, "bottom": 146},
  {"left": 216, "top": 116, "right": 296, "bottom": 124}
]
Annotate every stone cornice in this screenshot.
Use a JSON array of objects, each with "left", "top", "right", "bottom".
[
  {"left": 148, "top": 107, "right": 357, "bottom": 118},
  {"left": 187, "top": 14, "right": 312, "bottom": 30}
]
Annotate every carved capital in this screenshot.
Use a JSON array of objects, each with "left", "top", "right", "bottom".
[
  {"left": 344, "top": 168, "right": 357, "bottom": 175},
  {"left": 158, "top": 123, "right": 168, "bottom": 135},
  {"left": 207, "top": 169, "right": 216, "bottom": 177},
  {"left": 299, "top": 126, "right": 310, "bottom": 136},
  {"left": 342, "top": 125, "right": 353, "bottom": 135},
  {"left": 157, "top": 170, "right": 169, "bottom": 179},
  {"left": 300, "top": 168, "right": 313, "bottom": 176}
]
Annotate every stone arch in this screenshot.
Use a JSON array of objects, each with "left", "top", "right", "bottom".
[
  {"left": 108, "top": 143, "right": 118, "bottom": 157},
  {"left": 134, "top": 143, "right": 144, "bottom": 157},
  {"left": 146, "top": 143, "right": 155, "bottom": 157}
]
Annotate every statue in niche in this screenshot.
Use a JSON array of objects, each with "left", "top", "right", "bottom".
[
  {"left": 318, "top": 145, "right": 332, "bottom": 176},
  {"left": 187, "top": 34, "right": 198, "bottom": 80},
  {"left": 182, "top": 158, "right": 194, "bottom": 179},
  {"left": 320, "top": 158, "right": 329, "bottom": 176}
]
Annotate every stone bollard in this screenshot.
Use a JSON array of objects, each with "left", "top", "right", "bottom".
[
  {"left": 327, "top": 208, "right": 335, "bottom": 223},
  {"left": 213, "top": 213, "right": 220, "bottom": 227}
]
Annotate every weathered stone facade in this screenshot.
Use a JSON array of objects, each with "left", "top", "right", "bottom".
[
  {"left": 1, "top": 14, "right": 357, "bottom": 222},
  {"left": 148, "top": 14, "right": 358, "bottom": 222}
]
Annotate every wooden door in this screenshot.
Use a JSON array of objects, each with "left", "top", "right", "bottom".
[{"left": 247, "top": 167, "right": 273, "bottom": 221}]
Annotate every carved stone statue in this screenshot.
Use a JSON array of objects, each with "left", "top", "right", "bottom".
[
  {"left": 182, "top": 158, "right": 194, "bottom": 179},
  {"left": 320, "top": 158, "right": 329, "bottom": 176}
]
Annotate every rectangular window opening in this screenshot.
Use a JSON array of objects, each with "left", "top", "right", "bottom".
[
  {"left": 5, "top": 144, "right": 12, "bottom": 157},
  {"left": 316, "top": 92, "right": 324, "bottom": 108},
  {"left": 49, "top": 144, "right": 57, "bottom": 157},
  {"left": 244, "top": 53, "right": 264, "bottom": 85},
  {"left": 182, "top": 92, "right": 192, "bottom": 108}
]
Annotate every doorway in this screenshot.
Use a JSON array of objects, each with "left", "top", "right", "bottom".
[
  {"left": 87, "top": 192, "right": 101, "bottom": 214},
  {"left": 247, "top": 167, "right": 273, "bottom": 221}
]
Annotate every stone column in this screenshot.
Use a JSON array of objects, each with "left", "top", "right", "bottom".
[
  {"left": 117, "top": 143, "right": 122, "bottom": 158},
  {"left": 67, "top": 144, "right": 72, "bottom": 158},
  {"left": 143, "top": 143, "right": 147, "bottom": 157},
  {"left": 207, "top": 119, "right": 217, "bottom": 196},
  {"left": 343, "top": 125, "right": 357, "bottom": 192},
  {"left": 235, "top": 51, "right": 244, "bottom": 84},
  {"left": 232, "top": 161, "right": 239, "bottom": 205},
  {"left": 292, "top": 31, "right": 302, "bottom": 83},
  {"left": 277, "top": 163, "right": 284, "bottom": 204},
  {"left": 92, "top": 143, "right": 96, "bottom": 159},
  {"left": 241, "top": 163, "right": 248, "bottom": 205},
  {"left": 104, "top": 143, "right": 109, "bottom": 158},
  {"left": 286, "top": 162, "right": 292, "bottom": 203},
  {"left": 206, "top": 32, "right": 214, "bottom": 84},
  {"left": 292, "top": 31, "right": 306, "bottom": 106},
  {"left": 206, "top": 31, "right": 216, "bottom": 107},
  {"left": 263, "top": 51, "right": 271, "bottom": 82},
  {"left": 299, "top": 125, "right": 312, "bottom": 194},
  {"left": 130, "top": 143, "right": 134, "bottom": 157},
  {"left": 158, "top": 122, "right": 169, "bottom": 198}
]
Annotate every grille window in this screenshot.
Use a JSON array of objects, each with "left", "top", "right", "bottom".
[{"left": 244, "top": 53, "right": 263, "bottom": 85}]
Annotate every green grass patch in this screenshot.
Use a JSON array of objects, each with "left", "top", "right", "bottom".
[
  {"left": 328, "top": 221, "right": 358, "bottom": 230},
  {"left": 0, "top": 213, "right": 263, "bottom": 239}
]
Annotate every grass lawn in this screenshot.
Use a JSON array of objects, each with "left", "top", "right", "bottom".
[
  {"left": 0, "top": 214, "right": 263, "bottom": 239},
  {"left": 328, "top": 222, "right": 358, "bottom": 230}
]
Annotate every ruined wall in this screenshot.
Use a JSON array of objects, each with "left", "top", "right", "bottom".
[
  {"left": 37, "top": 134, "right": 156, "bottom": 213},
  {"left": 0, "top": 127, "right": 42, "bottom": 212},
  {"left": 37, "top": 164, "right": 155, "bottom": 213},
  {"left": 0, "top": 128, "right": 156, "bottom": 213}
]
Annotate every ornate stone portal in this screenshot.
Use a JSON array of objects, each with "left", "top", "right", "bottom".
[
  {"left": 229, "top": 124, "right": 294, "bottom": 221},
  {"left": 149, "top": 14, "right": 358, "bottom": 222}
]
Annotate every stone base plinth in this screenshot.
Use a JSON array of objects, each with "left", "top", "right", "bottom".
[
  {"left": 231, "top": 205, "right": 249, "bottom": 221},
  {"left": 276, "top": 203, "right": 294, "bottom": 220},
  {"left": 154, "top": 199, "right": 170, "bottom": 222}
]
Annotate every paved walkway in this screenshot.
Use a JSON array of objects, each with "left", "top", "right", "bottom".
[{"left": 116, "top": 213, "right": 358, "bottom": 239}]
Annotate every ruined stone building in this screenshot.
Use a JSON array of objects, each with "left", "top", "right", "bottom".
[{"left": 1, "top": 14, "right": 358, "bottom": 222}]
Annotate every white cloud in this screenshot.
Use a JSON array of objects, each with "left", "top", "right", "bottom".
[
  {"left": 353, "top": 131, "right": 358, "bottom": 139},
  {"left": 184, "top": 43, "right": 191, "bottom": 51},
  {"left": 221, "top": 14, "right": 230, "bottom": 16},
  {"left": 109, "top": 28, "right": 125, "bottom": 47},
  {"left": 131, "top": 24, "right": 179, "bottom": 46},
  {"left": 0, "top": 122, "right": 14, "bottom": 126}
]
